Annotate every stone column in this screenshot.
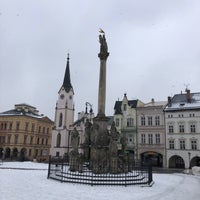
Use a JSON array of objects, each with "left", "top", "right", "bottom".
[{"left": 97, "top": 33, "right": 109, "bottom": 117}]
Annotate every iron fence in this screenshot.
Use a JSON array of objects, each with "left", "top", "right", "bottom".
[{"left": 47, "top": 156, "right": 153, "bottom": 186}]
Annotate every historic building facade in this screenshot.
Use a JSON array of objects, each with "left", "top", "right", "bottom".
[
  {"left": 50, "top": 55, "right": 75, "bottom": 157},
  {"left": 164, "top": 89, "right": 200, "bottom": 169},
  {"left": 0, "top": 103, "right": 53, "bottom": 161},
  {"left": 114, "top": 93, "right": 144, "bottom": 158},
  {"left": 137, "top": 99, "right": 167, "bottom": 167}
]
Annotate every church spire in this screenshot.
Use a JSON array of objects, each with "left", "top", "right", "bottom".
[{"left": 63, "top": 53, "right": 73, "bottom": 92}]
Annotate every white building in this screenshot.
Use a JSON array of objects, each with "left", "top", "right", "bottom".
[
  {"left": 50, "top": 55, "right": 75, "bottom": 157},
  {"left": 164, "top": 89, "right": 200, "bottom": 169}
]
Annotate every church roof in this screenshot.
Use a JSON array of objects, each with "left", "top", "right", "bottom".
[{"left": 62, "top": 54, "right": 73, "bottom": 93}]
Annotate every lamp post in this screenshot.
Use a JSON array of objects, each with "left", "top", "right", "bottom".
[
  {"left": 188, "top": 152, "right": 191, "bottom": 169},
  {"left": 67, "top": 131, "right": 71, "bottom": 157}
]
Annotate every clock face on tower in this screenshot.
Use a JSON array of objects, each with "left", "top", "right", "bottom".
[{"left": 60, "top": 94, "right": 65, "bottom": 99}]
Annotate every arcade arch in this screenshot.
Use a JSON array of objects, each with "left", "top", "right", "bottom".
[{"left": 168, "top": 155, "right": 185, "bottom": 168}]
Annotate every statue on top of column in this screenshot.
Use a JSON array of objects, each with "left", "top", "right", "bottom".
[{"left": 99, "top": 28, "right": 108, "bottom": 55}]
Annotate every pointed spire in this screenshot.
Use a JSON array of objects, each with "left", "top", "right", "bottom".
[{"left": 63, "top": 53, "right": 73, "bottom": 92}]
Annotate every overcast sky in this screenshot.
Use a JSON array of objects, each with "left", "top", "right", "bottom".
[{"left": 1, "top": 0, "right": 200, "bottom": 120}]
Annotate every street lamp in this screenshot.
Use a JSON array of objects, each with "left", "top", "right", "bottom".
[{"left": 188, "top": 152, "right": 191, "bottom": 169}]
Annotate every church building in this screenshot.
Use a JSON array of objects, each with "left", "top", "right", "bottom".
[{"left": 50, "top": 54, "right": 75, "bottom": 157}]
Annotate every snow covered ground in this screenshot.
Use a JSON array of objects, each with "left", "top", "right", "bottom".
[{"left": 0, "top": 161, "right": 200, "bottom": 200}]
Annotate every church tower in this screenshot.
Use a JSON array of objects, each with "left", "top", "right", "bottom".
[{"left": 50, "top": 54, "right": 74, "bottom": 157}]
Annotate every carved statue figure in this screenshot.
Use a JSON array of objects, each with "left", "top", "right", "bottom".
[
  {"left": 99, "top": 34, "right": 108, "bottom": 54},
  {"left": 71, "top": 127, "right": 79, "bottom": 153},
  {"left": 84, "top": 119, "right": 92, "bottom": 145},
  {"left": 110, "top": 121, "right": 119, "bottom": 141}
]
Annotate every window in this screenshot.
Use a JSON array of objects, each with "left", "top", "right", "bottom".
[
  {"left": 43, "top": 127, "right": 45, "bottom": 134},
  {"left": 9, "top": 123, "right": 13, "bottom": 130},
  {"left": 179, "top": 125, "right": 185, "bottom": 133},
  {"left": 31, "top": 124, "right": 35, "bottom": 133},
  {"left": 141, "top": 116, "right": 145, "bottom": 126},
  {"left": 148, "top": 117, "right": 152, "bottom": 126},
  {"left": 155, "top": 134, "right": 160, "bottom": 144},
  {"left": 123, "top": 104, "right": 127, "bottom": 111},
  {"left": 0, "top": 123, "right": 3, "bottom": 130},
  {"left": 56, "top": 133, "right": 61, "bottom": 147},
  {"left": 169, "top": 125, "right": 174, "bottom": 133},
  {"left": 155, "top": 116, "right": 160, "bottom": 126},
  {"left": 169, "top": 140, "right": 175, "bottom": 149},
  {"left": 7, "top": 135, "right": 11, "bottom": 144},
  {"left": 46, "top": 139, "right": 48, "bottom": 145},
  {"left": 25, "top": 122, "right": 29, "bottom": 131},
  {"left": 4, "top": 123, "right": 7, "bottom": 130},
  {"left": 14, "top": 135, "right": 19, "bottom": 144},
  {"left": 35, "top": 149, "right": 38, "bottom": 157},
  {"left": 0, "top": 136, "right": 5, "bottom": 144},
  {"left": 47, "top": 128, "right": 49, "bottom": 134},
  {"left": 37, "top": 138, "right": 40, "bottom": 145},
  {"left": 127, "top": 118, "right": 134, "bottom": 127},
  {"left": 148, "top": 134, "right": 153, "bottom": 144},
  {"left": 141, "top": 134, "right": 146, "bottom": 144},
  {"left": 30, "top": 136, "right": 34, "bottom": 144},
  {"left": 23, "top": 135, "right": 27, "bottom": 144},
  {"left": 56, "top": 152, "right": 60, "bottom": 157},
  {"left": 16, "top": 122, "right": 20, "bottom": 131},
  {"left": 29, "top": 149, "right": 32, "bottom": 156},
  {"left": 38, "top": 126, "right": 41, "bottom": 133},
  {"left": 59, "top": 113, "right": 63, "bottom": 127},
  {"left": 191, "top": 140, "right": 197, "bottom": 150},
  {"left": 115, "top": 118, "right": 119, "bottom": 127},
  {"left": 190, "top": 124, "right": 196, "bottom": 133},
  {"left": 180, "top": 140, "right": 185, "bottom": 150},
  {"left": 42, "top": 138, "right": 44, "bottom": 145}
]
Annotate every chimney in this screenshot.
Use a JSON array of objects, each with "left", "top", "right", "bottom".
[
  {"left": 186, "top": 89, "right": 191, "bottom": 103},
  {"left": 168, "top": 96, "right": 172, "bottom": 107}
]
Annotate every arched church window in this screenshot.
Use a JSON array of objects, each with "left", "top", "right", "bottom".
[
  {"left": 56, "top": 133, "right": 61, "bottom": 147},
  {"left": 59, "top": 113, "right": 63, "bottom": 127}
]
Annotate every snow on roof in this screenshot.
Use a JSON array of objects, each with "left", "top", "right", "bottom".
[
  {"left": 144, "top": 101, "right": 167, "bottom": 107},
  {"left": 165, "top": 92, "right": 200, "bottom": 111}
]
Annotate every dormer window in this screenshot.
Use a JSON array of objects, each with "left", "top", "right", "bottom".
[
  {"left": 60, "top": 94, "right": 65, "bottom": 99},
  {"left": 123, "top": 104, "right": 127, "bottom": 111}
]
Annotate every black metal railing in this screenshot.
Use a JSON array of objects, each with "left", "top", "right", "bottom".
[{"left": 47, "top": 156, "right": 153, "bottom": 186}]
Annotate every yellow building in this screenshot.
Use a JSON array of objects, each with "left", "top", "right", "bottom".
[{"left": 0, "top": 103, "right": 53, "bottom": 162}]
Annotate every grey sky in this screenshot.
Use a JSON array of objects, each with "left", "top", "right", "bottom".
[{"left": 1, "top": 0, "right": 200, "bottom": 120}]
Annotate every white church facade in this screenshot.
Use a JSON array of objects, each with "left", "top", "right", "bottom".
[{"left": 50, "top": 54, "right": 75, "bottom": 157}]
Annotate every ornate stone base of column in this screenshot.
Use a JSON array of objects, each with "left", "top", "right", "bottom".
[{"left": 110, "top": 157, "right": 118, "bottom": 174}]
